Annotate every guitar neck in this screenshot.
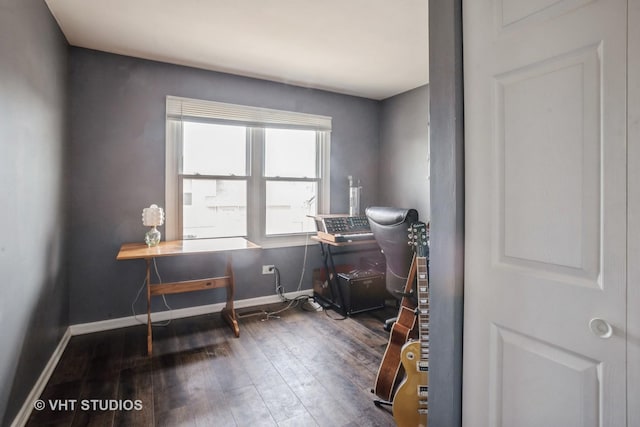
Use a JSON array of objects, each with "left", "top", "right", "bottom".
[{"left": 416, "top": 256, "right": 429, "bottom": 362}]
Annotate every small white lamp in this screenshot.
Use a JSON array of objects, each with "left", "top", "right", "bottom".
[{"left": 142, "top": 204, "right": 165, "bottom": 247}]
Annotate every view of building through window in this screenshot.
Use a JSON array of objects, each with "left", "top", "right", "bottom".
[
  {"left": 182, "top": 178, "right": 247, "bottom": 239},
  {"left": 264, "top": 128, "right": 318, "bottom": 235},
  {"left": 181, "top": 122, "right": 319, "bottom": 239}
]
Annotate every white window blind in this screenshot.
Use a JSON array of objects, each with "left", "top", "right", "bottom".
[{"left": 166, "top": 96, "right": 332, "bottom": 131}]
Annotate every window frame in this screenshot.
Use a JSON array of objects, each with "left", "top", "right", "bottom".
[{"left": 165, "top": 96, "right": 331, "bottom": 248}]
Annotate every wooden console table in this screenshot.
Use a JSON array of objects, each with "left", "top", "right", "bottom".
[{"left": 116, "top": 238, "right": 260, "bottom": 355}]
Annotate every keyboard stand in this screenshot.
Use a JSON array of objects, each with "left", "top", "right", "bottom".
[{"left": 310, "top": 235, "right": 379, "bottom": 316}]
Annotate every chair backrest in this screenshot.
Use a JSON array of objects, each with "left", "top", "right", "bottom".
[{"left": 365, "top": 206, "right": 419, "bottom": 298}]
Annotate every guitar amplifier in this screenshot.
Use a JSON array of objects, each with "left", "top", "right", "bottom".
[{"left": 337, "top": 270, "right": 386, "bottom": 315}]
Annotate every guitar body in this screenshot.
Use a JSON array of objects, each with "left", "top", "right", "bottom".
[
  {"left": 373, "top": 304, "right": 418, "bottom": 400},
  {"left": 392, "top": 341, "right": 429, "bottom": 427}
]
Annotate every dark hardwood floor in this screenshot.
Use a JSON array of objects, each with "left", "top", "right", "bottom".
[{"left": 27, "top": 302, "right": 398, "bottom": 426}]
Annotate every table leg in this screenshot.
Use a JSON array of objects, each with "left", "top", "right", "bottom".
[
  {"left": 221, "top": 253, "right": 240, "bottom": 337},
  {"left": 146, "top": 258, "right": 153, "bottom": 356}
]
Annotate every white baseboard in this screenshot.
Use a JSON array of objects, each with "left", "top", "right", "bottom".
[
  {"left": 11, "top": 290, "right": 312, "bottom": 427},
  {"left": 11, "top": 327, "right": 72, "bottom": 427},
  {"left": 69, "top": 290, "right": 312, "bottom": 335}
]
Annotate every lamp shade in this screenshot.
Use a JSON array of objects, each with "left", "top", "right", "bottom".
[{"left": 142, "top": 204, "right": 165, "bottom": 227}]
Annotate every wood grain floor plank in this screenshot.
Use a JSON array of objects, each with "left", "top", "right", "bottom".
[
  {"left": 113, "top": 363, "right": 154, "bottom": 427},
  {"left": 26, "top": 304, "right": 396, "bottom": 426},
  {"left": 275, "top": 413, "right": 320, "bottom": 427},
  {"left": 25, "top": 380, "right": 82, "bottom": 427}
]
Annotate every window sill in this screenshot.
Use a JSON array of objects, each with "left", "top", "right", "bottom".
[{"left": 254, "top": 233, "right": 317, "bottom": 249}]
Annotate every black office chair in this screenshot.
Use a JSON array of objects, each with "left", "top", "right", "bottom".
[{"left": 365, "top": 206, "right": 419, "bottom": 330}]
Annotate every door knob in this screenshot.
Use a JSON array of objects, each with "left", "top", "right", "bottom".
[{"left": 589, "top": 317, "right": 613, "bottom": 339}]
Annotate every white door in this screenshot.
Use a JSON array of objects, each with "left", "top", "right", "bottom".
[{"left": 463, "top": 0, "right": 629, "bottom": 426}]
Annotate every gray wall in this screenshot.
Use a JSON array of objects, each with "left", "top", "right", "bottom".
[
  {"left": 0, "top": 0, "right": 69, "bottom": 424},
  {"left": 429, "top": 0, "right": 464, "bottom": 426},
  {"left": 68, "top": 48, "right": 381, "bottom": 324},
  {"left": 378, "top": 85, "right": 430, "bottom": 220}
]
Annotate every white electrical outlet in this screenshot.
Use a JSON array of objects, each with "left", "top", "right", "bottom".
[{"left": 262, "top": 265, "right": 275, "bottom": 274}]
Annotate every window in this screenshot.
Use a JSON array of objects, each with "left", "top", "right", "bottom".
[{"left": 165, "top": 96, "right": 331, "bottom": 247}]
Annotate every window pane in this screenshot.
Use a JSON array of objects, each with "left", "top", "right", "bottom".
[
  {"left": 183, "top": 122, "right": 246, "bottom": 176},
  {"left": 265, "top": 129, "right": 316, "bottom": 178},
  {"left": 182, "top": 179, "right": 246, "bottom": 239},
  {"left": 266, "top": 181, "right": 317, "bottom": 235}
]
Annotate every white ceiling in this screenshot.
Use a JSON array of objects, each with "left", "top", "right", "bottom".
[{"left": 44, "top": 0, "right": 429, "bottom": 100}]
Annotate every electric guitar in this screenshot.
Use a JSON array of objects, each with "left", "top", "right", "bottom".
[
  {"left": 373, "top": 253, "right": 418, "bottom": 402},
  {"left": 393, "top": 221, "right": 429, "bottom": 427}
]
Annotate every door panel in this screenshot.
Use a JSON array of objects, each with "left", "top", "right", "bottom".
[
  {"left": 463, "top": 0, "right": 627, "bottom": 426},
  {"left": 496, "top": 0, "right": 594, "bottom": 31},
  {"left": 496, "top": 45, "right": 601, "bottom": 281},
  {"left": 491, "top": 326, "right": 599, "bottom": 427}
]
